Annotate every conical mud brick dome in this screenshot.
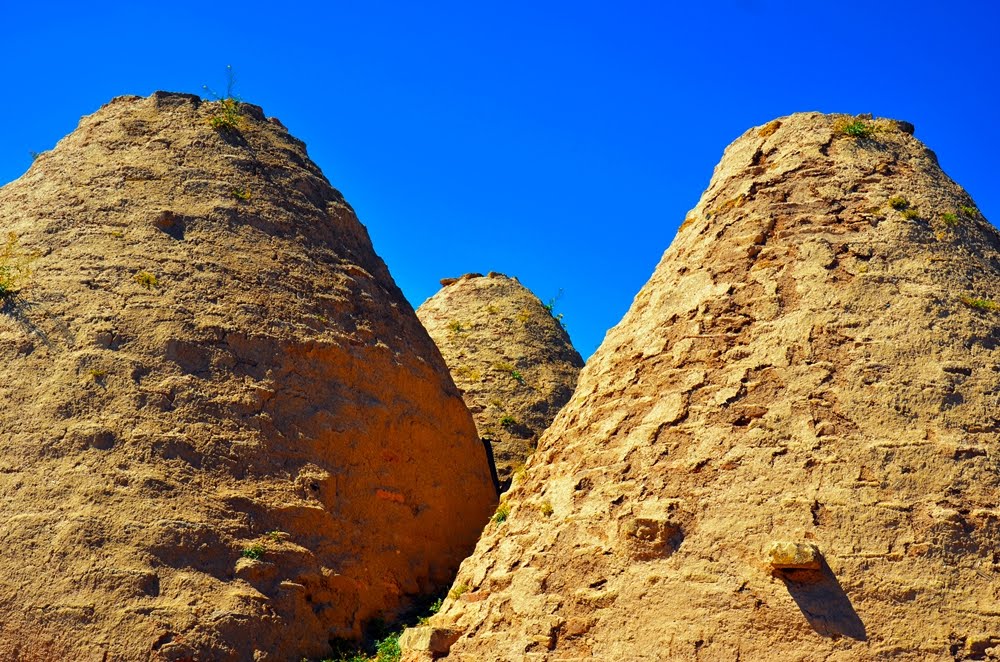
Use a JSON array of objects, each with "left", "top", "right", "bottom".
[
  {"left": 408, "top": 114, "right": 1000, "bottom": 661},
  {"left": 0, "top": 92, "right": 496, "bottom": 661},
  {"left": 417, "top": 272, "right": 584, "bottom": 491}
]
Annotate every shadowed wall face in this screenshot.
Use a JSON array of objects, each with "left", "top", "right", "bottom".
[{"left": 772, "top": 555, "right": 867, "bottom": 641}]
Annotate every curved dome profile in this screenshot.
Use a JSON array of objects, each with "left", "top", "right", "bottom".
[
  {"left": 407, "top": 114, "right": 1000, "bottom": 661},
  {"left": 0, "top": 92, "right": 496, "bottom": 661},
  {"left": 417, "top": 272, "right": 584, "bottom": 490}
]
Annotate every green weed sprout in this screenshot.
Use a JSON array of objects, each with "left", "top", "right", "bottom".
[
  {"left": 374, "top": 633, "right": 401, "bottom": 662},
  {"left": 241, "top": 543, "right": 265, "bottom": 560},
  {"left": 492, "top": 502, "right": 510, "bottom": 523},
  {"left": 833, "top": 116, "right": 876, "bottom": 138},
  {"left": 203, "top": 65, "right": 245, "bottom": 132},
  {"left": 134, "top": 271, "right": 160, "bottom": 290},
  {"left": 960, "top": 295, "right": 1000, "bottom": 312}
]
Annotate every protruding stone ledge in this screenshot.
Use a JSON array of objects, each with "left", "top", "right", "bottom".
[{"left": 767, "top": 541, "right": 822, "bottom": 571}]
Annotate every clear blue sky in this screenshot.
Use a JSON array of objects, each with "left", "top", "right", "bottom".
[{"left": 2, "top": 1, "right": 998, "bottom": 358}]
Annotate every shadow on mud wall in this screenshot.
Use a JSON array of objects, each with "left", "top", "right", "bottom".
[{"left": 774, "top": 559, "right": 867, "bottom": 641}]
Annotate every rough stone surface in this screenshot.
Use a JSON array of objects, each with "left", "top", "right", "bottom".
[
  {"left": 399, "top": 625, "right": 464, "bottom": 655},
  {"left": 767, "top": 541, "right": 822, "bottom": 571},
  {"left": 0, "top": 92, "right": 497, "bottom": 661},
  {"left": 406, "top": 113, "right": 1000, "bottom": 661},
  {"left": 416, "top": 273, "right": 584, "bottom": 489}
]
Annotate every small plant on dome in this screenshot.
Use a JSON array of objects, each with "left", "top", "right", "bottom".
[
  {"left": 203, "top": 65, "right": 245, "bottom": 132},
  {"left": 888, "top": 195, "right": 909, "bottom": 211},
  {"left": 134, "top": 271, "right": 160, "bottom": 290},
  {"left": 960, "top": 295, "right": 1000, "bottom": 312},
  {"left": 241, "top": 543, "right": 265, "bottom": 561},
  {"left": 960, "top": 205, "right": 981, "bottom": 219},
  {"left": 833, "top": 115, "right": 876, "bottom": 139},
  {"left": 492, "top": 502, "right": 511, "bottom": 524}
]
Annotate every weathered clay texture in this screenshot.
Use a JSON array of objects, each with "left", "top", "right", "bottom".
[
  {"left": 417, "top": 273, "right": 584, "bottom": 490},
  {"left": 406, "top": 114, "right": 1000, "bottom": 661},
  {"left": 0, "top": 92, "right": 496, "bottom": 661}
]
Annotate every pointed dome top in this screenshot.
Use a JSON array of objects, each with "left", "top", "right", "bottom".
[
  {"left": 417, "top": 272, "right": 584, "bottom": 490},
  {"left": 0, "top": 92, "right": 496, "bottom": 660},
  {"left": 410, "top": 113, "right": 1000, "bottom": 661}
]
